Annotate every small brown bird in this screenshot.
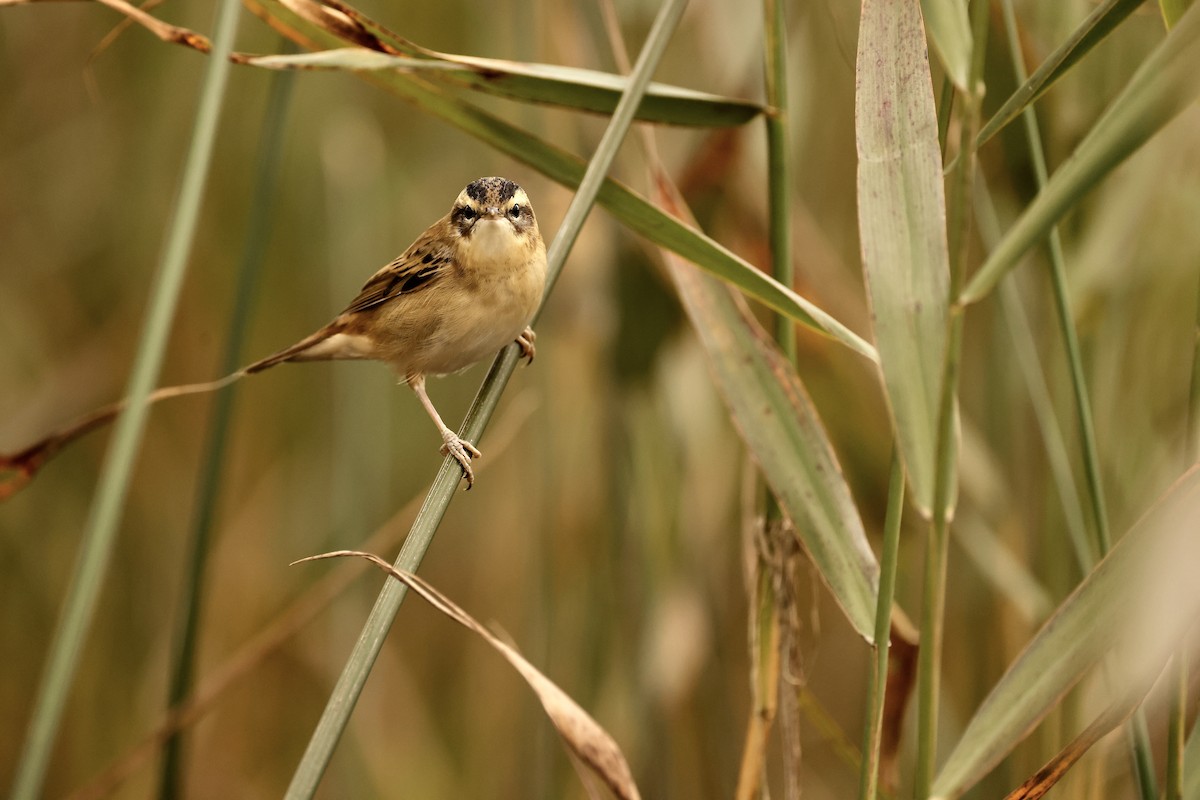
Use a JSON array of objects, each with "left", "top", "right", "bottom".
[{"left": 245, "top": 176, "right": 547, "bottom": 488}]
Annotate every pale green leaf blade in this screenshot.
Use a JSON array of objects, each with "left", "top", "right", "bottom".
[
  {"left": 667, "top": 255, "right": 880, "bottom": 641},
  {"left": 932, "top": 467, "right": 1200, "bottom": 799},
  {"left": 978, "top": 0, "right": 1144, "bottom": 146},
  {"left": 856, "top": 0, "right": 952, "bottom": 516},
  {"left": 962, "top": 2, "right": 1200, "bottom": 304},
  {"left": 920, "top": 0, "right": 973, "bottom": 89},
  {"left": 245, "top": 49, "right": 762, "bottom": 127}
]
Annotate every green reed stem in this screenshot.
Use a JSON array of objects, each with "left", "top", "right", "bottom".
[
  {"left": 913, "top": 2, "right": 987, "bottom": 795},
  {"left": 858, "top": 453, "right": 904, "bottom": 800},
  {"left": 8, "top": 2, "right": 243, "bottom": 797},
  {"left": 157, "top": 47, "right": 296, "bottom": 800},
  {"left": 997, "top": 4, "right": 1157, "bottom": 795}
]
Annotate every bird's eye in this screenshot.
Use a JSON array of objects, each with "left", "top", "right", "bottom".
[
  {"left": 459, "top": 206, "right": 476, "bottom": 220},
  {"left": 508, "top": 204, "right": 522, "bottom": 219}
]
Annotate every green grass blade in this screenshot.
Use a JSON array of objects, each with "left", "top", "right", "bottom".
[
  {"left": 977, "top": 0, "right": 1144, "bottom": 146},
  {"left": 245, "top": 49, "right": 762, "bottom": 127},
  {"left": 1161, "top": 0, "right": 1194, "bottom": 28},
  {"left": 158, "top": 51, "right": 296, "bottom": 799},
  {"left": 920, "top": 0, "right": 973, "bottom": 89},
  {"left": 668, "top": 257, "right": 880, "bottom": 640},
  {"left": 8, "top": 1, "right": 243, "bottom": 797},
  {"left": 962, "top": 1, "right": 1200, "bottom": 305},
  {"left": 283, "top": 0, "right": 691, "bottom": 794},
  {"left": 252, "top": 0, "right": 877, "bottom": 362},
  {"left": 932, "top": 467, "right": 1200, "bottom": 799},
  {"left": 855, "top": 0, "right": 951, "bottom": 517}
]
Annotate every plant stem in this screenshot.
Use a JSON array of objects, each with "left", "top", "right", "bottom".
[
  {"left": 858, "top": 453, "right": 904, "bottom": 800},
  {"left": 8, "top": 1, "right": 243, "bottom": 797},
  {"left": 157, "top": 46, "right": 295, "bottom": 800},
  {"left": 763, "top": 0, "right": 794, "bottom": 364},
  {"left": 997, "top": 3, "right": 1158, "bottom": 795},
  {"left": 914, "top": 2, "right": 987, "bottom": 795},
  {"left": 283, "top": 0, "right": 692, "bottom": 795}
]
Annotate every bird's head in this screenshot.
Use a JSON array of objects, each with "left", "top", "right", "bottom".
[{"left": 450, "top": 177, "right": 537, "bottom": 239}]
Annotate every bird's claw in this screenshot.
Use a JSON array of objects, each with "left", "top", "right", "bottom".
[
  {"left": 516, "top": 327, "right": 536, "bottom": 365},
  {"left": 440, "top": 429, "right": 482, "bottom": 489}
]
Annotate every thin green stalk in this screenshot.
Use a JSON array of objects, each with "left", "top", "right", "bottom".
[
  {"left": 751, "top": 0, "right": 791, "bottom": 792},
  {"left": 973, "top": 176, "right": 1092, "bottom": 584},
  {"left": 157, "top": 50, "right": 295, "bottom": 800},
  {"left": 764, "top": 0, "right": 794, "bottom": 363},
  {"left": 914, "top": 3, "right": 988, "bottom": 796},
  {"left": 999, "top": 0, "right": 1107, "bottom": 560},
  {"left": 857, "top": 453, "right": 904, "bottom": 800},
  {"left": 936, "top": 77, "right": 955, "bottom": 152},
  {"left": 8, "top": 1, "right": 242, "bottom": 797},
  {"left": 997, "top": 4, "right": 1157, "bottom": 794},
  {"left": 283, "top": 0, "right": 691, "bottom": 795}
]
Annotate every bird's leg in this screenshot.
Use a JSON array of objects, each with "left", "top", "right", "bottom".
[
  {"left": 409, "top": 374, "right": 481, "bottom": 489},
  {"left": 515, "top": 326, "right": 537, "bottom": 364}
]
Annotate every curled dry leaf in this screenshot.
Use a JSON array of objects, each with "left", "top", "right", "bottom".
[
  {"left": 293, "top": 550, "right": 642, "bottom": 800},
  {"left": 0, "top": 0, "right": 208, "bottom": 48},
  {"left": 275, "top": 0, "right": 390, "bottom": 53},
  {"left": 1001, "top": 683, "right": 1155, "bottom": 800}
]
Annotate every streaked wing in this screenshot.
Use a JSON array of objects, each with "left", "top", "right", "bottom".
[{"left": 340, "top": 224, "right": 456, "bottom": 316}]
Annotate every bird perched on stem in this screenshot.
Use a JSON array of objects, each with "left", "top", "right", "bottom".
[
  {"left": 245, "top": 176, "right": 547, "bottom": 488},
  {"left": 0, "top": 177, "right": 548, "bottom": 495}
]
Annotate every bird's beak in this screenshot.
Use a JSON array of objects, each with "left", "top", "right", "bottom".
[{"left": 483, "top": 206, "right": 503, "bottom": 219}]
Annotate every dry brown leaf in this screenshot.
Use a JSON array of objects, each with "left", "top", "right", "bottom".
[
  {"left": 274, "top": 0, "right": 389, "bottom": 52},
  {"left": 0, "top": 374, "right": 242, "bottom": 501},
  {"left": 0, "top": 0, "right": 209, "bottom": 49},
  {"left": 881, "top": 606, "right": 920, "bottom": 794},
  {"left": 1002, "top": 683, "right": 1153, "bottom": 800},
  {"left": 293, "top": 550, "right": 643, "bottom": 800}
]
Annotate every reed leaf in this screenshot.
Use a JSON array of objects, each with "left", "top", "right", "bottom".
[
  {"left": 932, "top": 467, "right": 1200, "bottom": 799},
  {"left": 920, "top": 0, "right": 972, "bottom": 90},
  {"left": 245, "top": 49, "right": 762, "bottom": 127},
  {"left": 856, "top": 0, "right": 952, "bottom": 517},
  {"left": 962, "top": 1, "right": 1200, "bottom": 304},
  {"left": 977, "top": 0, "right": 1144, "bottom": 146}
]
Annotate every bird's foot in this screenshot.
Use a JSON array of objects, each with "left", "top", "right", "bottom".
[
  {"left": 516, "top": 327, "right": 536, "bottom": 365},
  {"left": 440, "top": 428, "right": 482, "bottom": 489}
]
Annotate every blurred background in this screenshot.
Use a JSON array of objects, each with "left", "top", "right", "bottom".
[{"left": 2, "top": 0, "right": 1198, "bottom": 797}]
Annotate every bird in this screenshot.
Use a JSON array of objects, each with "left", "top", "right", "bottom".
[{"left": 243, "top": 176, "right": 548, "bottom": 488}]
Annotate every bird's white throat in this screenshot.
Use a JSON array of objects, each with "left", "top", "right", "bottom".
[{"left": 461, "top": 218, "right": 524, "bottom": 273}]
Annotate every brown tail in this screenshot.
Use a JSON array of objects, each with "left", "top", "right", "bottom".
[{"left": 243, "top": 325, "right": 341, "bottom": 374}]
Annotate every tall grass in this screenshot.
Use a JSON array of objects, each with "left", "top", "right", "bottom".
[{"left": 2, "top": 0, "right": 1199, "bottom": 798}]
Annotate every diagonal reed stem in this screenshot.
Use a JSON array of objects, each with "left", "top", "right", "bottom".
[
  {"left": 283, "top": 0, "right": 691, "bottom": 795},
  {"left": 9, "top": 1, "right": 243, "bottom": 797}
]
